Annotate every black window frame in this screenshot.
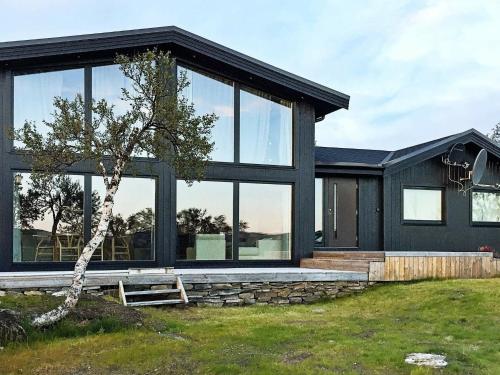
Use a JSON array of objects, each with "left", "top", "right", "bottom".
[
  {"left": 470, "top": 188, "right": 500, "bottom": 227},
  {"left": 1, "top": 52, "right": 307, "bottom": 272},
  {"left": 174, "top": 178, "right": 294, "bottom": 263},
  {"left": 401, "top": 185, "right": 446, "bottom": 226}
]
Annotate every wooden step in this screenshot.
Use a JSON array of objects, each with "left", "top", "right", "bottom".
[
  {"left": 313, "top": 251, "right": 385, "bottom": 261},
  {"left": 118, "top": 277, "right": 188, "bottom": 307},
  {"left": 124, "top": 288, "right": 180, "bottom": 296},
  {"left": 127, "top": 299, "right": 184, "bottom": 307},
  {"left": 301, "top": 258, "right": 370, "bottom": 272}
]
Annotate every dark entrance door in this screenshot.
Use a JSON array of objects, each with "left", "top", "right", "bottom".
[{"left": 325, "top": 177, "right": 358, "bottom": 248}]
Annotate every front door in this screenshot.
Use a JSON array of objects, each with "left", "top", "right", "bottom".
[{"left": 325, "top": 177, "right": 358, "bottom": 248}]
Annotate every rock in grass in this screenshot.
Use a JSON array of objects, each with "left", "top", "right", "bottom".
[
  {"left": 0, "top": 309, "right": 26, "bottom": 345},
  {"left": 405, "top": 353, "right": 447, "bottom": 368}
]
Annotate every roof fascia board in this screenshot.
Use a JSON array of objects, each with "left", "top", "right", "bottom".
[{"left": 384, "top": 131, "right": 500, "bottom": 175}]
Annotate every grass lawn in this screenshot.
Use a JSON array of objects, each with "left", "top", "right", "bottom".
[{"left": 0, "top": 278, "right": 499, "bottom": 374}]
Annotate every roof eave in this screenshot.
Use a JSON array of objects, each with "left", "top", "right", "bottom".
[{"left": 0, "top": 26, "right": 350, "bottom": 116}]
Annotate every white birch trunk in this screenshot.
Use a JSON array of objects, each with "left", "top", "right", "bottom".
[{"left": 32, "top": 170, "right": 122, "bottom": 327}]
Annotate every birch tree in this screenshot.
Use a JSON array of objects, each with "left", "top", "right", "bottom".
[{"left": 13, "top": 50, "right": 217, "bottom": 327}]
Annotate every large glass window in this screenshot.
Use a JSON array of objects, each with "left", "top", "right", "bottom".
[
  {"left": 92, "top": 176, "right": 156, "bottom": 261},
  {"left": 13, "top": 173, "right": 84, "bottom": 262},
  {"left": 403, "top": 187, "right": 443, "bottom": 222},
  {"left": 93, "top": 64, "right": 135, "bottom": 117},
  {"left": 14, "top": 69, "right": 84, "bottom": 148},
  {"left": 239, "top": 183, "right": 292, "bottom": 260},
  {"left": 178, "top": 66, "right": 234, "bottom": 162},
  {"left": 315, "top": 178, "right": 323, "bottom": 246},
  {"left": 472, "top": 191, "right": 500, "bottom": 223},
  {"left": 176, "top": 180, "right": 233, "bottom": 260},
  {"left": 240, "top": 88, "right": 292, "bottom": 166}
]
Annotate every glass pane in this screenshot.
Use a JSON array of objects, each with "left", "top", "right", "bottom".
[
  {"left": 240, "top": 88, "right": 292, "bottom": 165},
  {"left": 93, "top": 64, "right": 138, "bottom": 117},
  {"left": 403, "top": 188, "right": 442, "bottom": 221},
  {"left": 176, "top": 180, "right": 233, "bottom": 260},
  {"left": 472, "top": 191, "right": 500, "bottom": 222},
  {"left": 14, "top": 69, "right": 84, "bottom": 148},
  {"left": 92, "top": 65, "right": 149, "bottom": 157},
  {"left": 315, "top": 178, "right": 323, "bottom": 245},
  {"left": 179, "top": 66, "right": 234, "bottom": 162},
  {"left": 13, "top": 173, "right": 84, "bottom": 262},
  {"left": 239, "top": 183, "right": 292, "bottom": 260},
  {"left": 91, "top": 176, "right": 156, "bottom": 261}
]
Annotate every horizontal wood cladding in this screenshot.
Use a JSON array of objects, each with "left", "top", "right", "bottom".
[{"left": 369, "top": 254, "right": 499, "bottom": 281}]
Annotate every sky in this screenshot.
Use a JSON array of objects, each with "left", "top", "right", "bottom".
[{"left": 1, "top": 0, "right": 500, "bottom": 151}]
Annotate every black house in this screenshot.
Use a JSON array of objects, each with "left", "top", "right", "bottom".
[
  {"left": 315, "top": 129, "right": 500, "bottom": 253},
  {"left": 0, "top": 27, "right": 498, "bottom": 274}
]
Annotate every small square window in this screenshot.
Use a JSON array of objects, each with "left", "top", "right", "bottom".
[
  {"left": 403, "top": 187, "right": 443, "bottom": 222},
  {"left": 472, "top": 191, "right": 500, "bottom": 223}
]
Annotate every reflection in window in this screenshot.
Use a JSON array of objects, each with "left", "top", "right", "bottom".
[
  {"left": 92, "top": 176, "right": 156, "bottom": 261},
  {"left": 14, "top": 69, "right": 84, "bottom": 148},
  {"left": 315, "top": 178, "right": 323, "bottom": 246},
  {"left": 13, "top": 173, "right": 84, "bottom": 262},
  {"left": 93, "top": 64, "right": 135, "bottom": 117},
  {"left": 178, "top": 66, "right": 234, "bottom": 162},
  {"left": 403, "top": 188, "right": 443, "bottom": 222},
  {"left": 176, "top": 181, "right": 233, "bottom": 260},
  {"left": 239, "top": 183, "right": 292, "bottom": 260},
  {"left": 472, "top": 191, "right": 500, "bottom": 223},
  {"left": 92, "top": 65, "right": 149, "bottom": 157},
  {"left": 240, "top": 88, "right": 292, "bottom": 166}
]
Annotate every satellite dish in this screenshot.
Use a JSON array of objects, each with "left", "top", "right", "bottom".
[
  {"left": 447, "top": 143, "right": 466, "bottom": 165},
  {"left": 471, "top": 149, "right": 488, "bottom": 185}
]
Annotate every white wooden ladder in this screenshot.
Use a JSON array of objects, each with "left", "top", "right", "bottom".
[{"left": 118, "top": 276, "right": 189, "bottom": 307}]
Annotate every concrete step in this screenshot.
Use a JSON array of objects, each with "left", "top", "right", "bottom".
[
  {"left": 300, "top": 258, "right": 370, "bottom": 272},
  {"left": 313, "top": 251, "right": 385, "bottom": 261}
]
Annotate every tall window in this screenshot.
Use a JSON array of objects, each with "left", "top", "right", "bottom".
[
  {"left": 239, "top": 183, "right": 292, "bottom": 260},
  {"left": 14, "top": 69, "right": 84, "bottom": 148},
  {"left": 472, "top": 191, "right": 500, "bottom": 223},
  {"left": 178, "top": 66, "right": 234, "bottom": 162},
  {"left": 93, "top": 64, "right": 135, "bottom": 117},
  {"left": 176, "top": 181, "right": 233, "bottom": 260},
  {"left": 92, "top": 177, "right": 156, "bottom": 261},
  {"left": 13, "top": 173, "right": 84, "bottom": 262},
  {"left": 315, "top": 178, "right": 323, "bottom": 246},
  {"left": 240, "top": 88, "right": 292, "bottom": 166},
  {"left": 403, "top": 187, "right": 443, "bottom": 222}
]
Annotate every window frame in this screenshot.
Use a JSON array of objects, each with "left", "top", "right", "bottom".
[
  {"left": 11, "top": 169, "right": 160, "bottom": 267},
  {"left": 470, "top": 188, "right": 500, "bottom": 227},
  {"left": 174, "top": 179, "right": 294, "bottom": 263},
  {"left": 3, "top": 57, "right": 300, "bottom": 272},
  {"left": 176, "top": 59, "right": 295, "bottom": 169},
  {"left": 401, "top": 185, "right": 446, "bottom": 226}
]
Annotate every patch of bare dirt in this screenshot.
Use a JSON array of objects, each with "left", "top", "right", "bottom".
[
  {"left": 282, "top": 351, "right": 313, "bottom": 364},
  {"left": 68, "top": 294, "right": 143, "bottom": 326}
]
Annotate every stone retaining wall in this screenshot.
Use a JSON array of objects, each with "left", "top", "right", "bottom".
[{"left": 0, "top": 281, "right": 373, "bottom": 306}]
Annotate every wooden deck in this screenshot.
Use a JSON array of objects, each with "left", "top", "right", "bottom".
[{"left": 0, "top": 267, "right": 368, "bottom": 289}]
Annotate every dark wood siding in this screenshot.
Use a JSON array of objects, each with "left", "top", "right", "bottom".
[
  {"left": 358, "top": 177, "right": 383, "bottom": 251},
  {"left": 384, "top": 146, "right": 500, "bottom": 252}
]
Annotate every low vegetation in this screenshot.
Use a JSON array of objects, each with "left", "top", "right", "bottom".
[{"left": 0, "top": 279, "right": 499, "bottom": 374}]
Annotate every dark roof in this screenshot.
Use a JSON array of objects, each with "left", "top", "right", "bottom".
[
  {"left": 0, "top": 26, "right": 349, "bottom": 117},
  {"left": 316, "top": 128, "right": 500, "bottom": 175},
  {"left": 315, "top": 147, "right": 390, "bottom": 166}
]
